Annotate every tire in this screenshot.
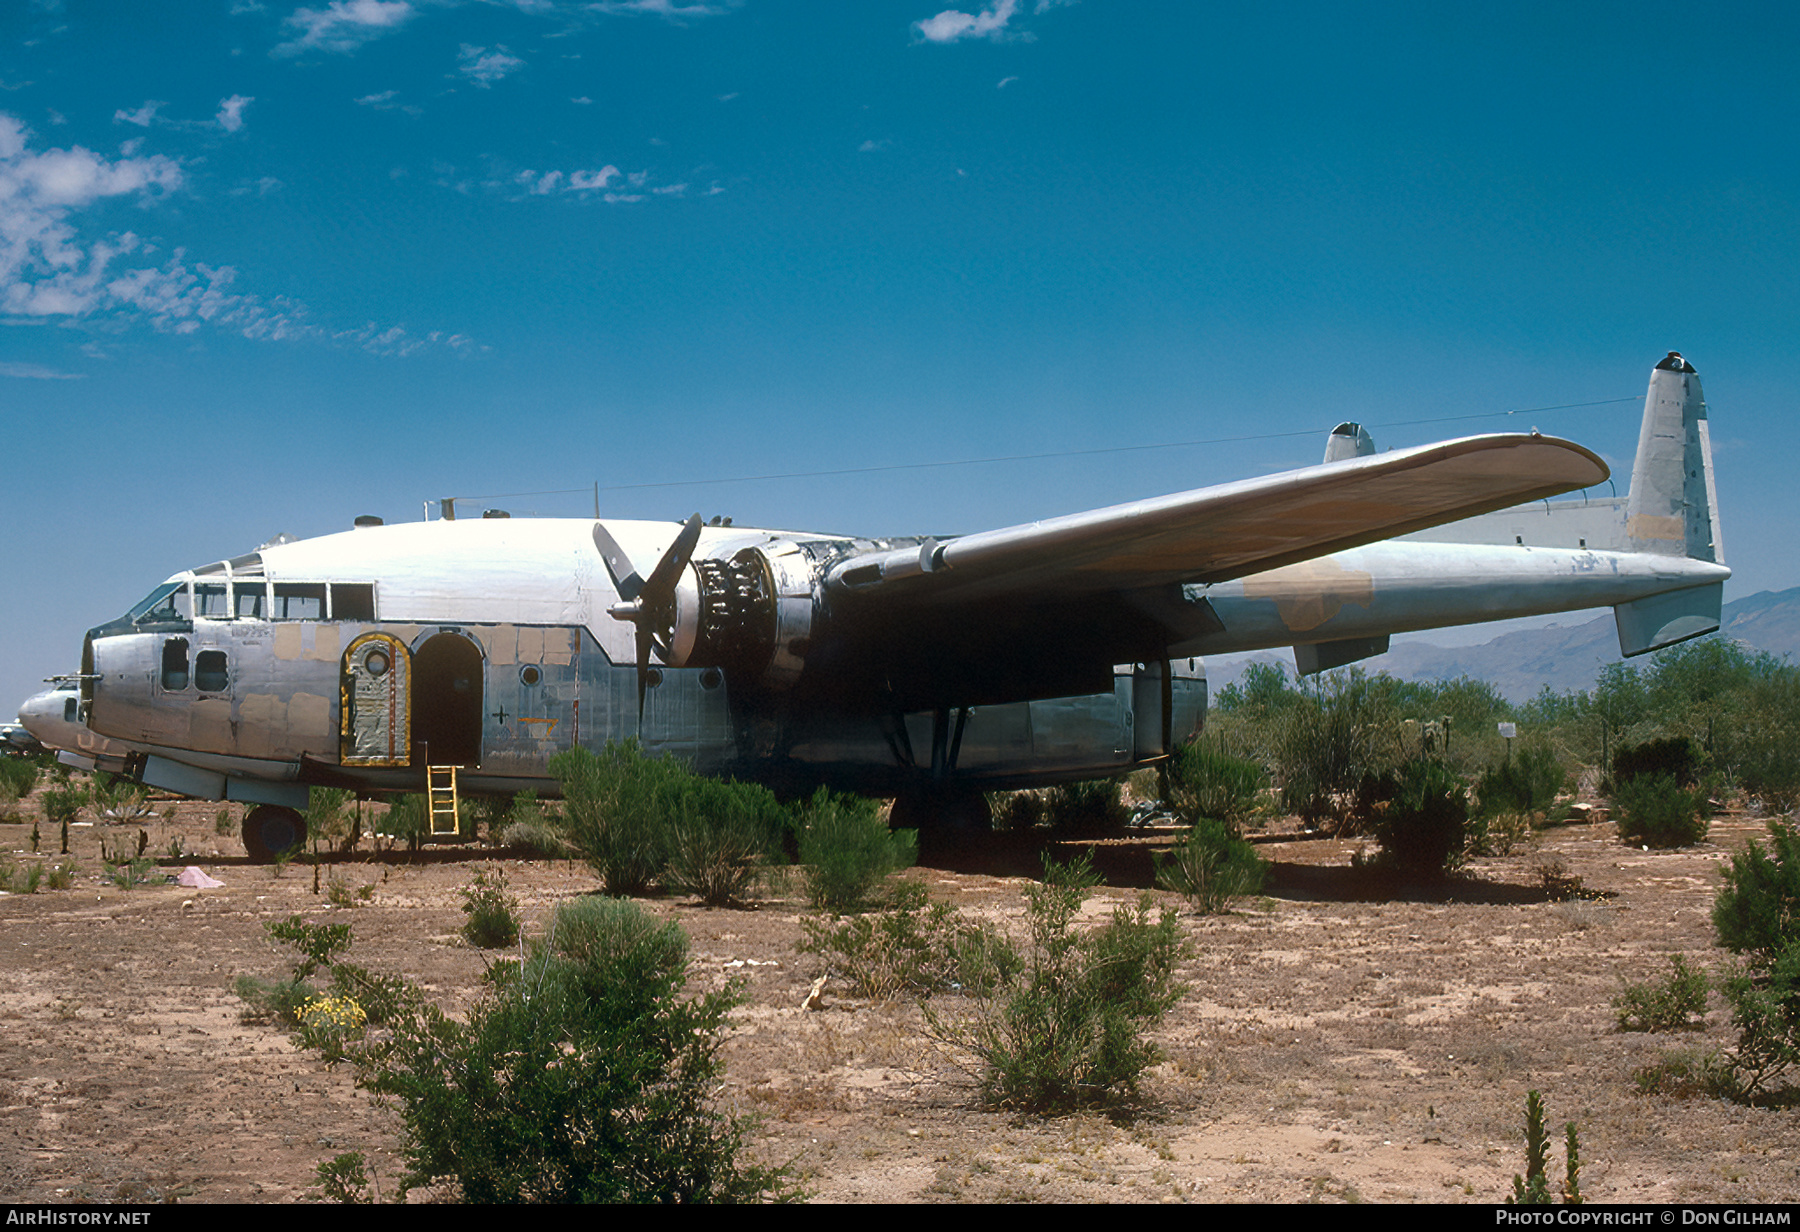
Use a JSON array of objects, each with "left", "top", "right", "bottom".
[{"left": 242, "top": 804, "right": 305, "bottom": 863}]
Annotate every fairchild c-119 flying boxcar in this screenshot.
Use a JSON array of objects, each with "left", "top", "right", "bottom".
[{"left": 40, "top": 354, "right": 1726, "bottom": 858}]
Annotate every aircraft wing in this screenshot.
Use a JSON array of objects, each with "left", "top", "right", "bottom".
[{"left": 825, "top": 433, "right": 1608, "bottom": 605}]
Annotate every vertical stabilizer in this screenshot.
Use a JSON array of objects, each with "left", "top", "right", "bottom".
[{"left": 1626, "top": 352, "right": 1721, "bottom": 562}]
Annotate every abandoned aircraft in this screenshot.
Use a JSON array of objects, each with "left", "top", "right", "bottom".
[{"left": 25, "top": 354, "right": 1725, "bottom": 857}]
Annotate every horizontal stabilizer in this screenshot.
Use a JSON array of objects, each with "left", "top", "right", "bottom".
[
  {"left": 1615, "top": 582, "right": 1722, "bottom": 657},
  {"left": 1294, "top": 634, "right": 1390, "bottom": 676}
]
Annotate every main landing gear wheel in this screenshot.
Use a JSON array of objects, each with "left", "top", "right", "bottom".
[{"left": 242, "top": 804, "right": 305, "bottom": 863}]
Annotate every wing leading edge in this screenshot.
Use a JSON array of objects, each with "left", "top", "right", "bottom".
[{"left": 824, "top": 433, "right": 1608, "bottom": 606}]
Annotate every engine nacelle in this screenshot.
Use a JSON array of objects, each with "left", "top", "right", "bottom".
[{"left": 666, "top": 540, "right": 819, "bottom": 690}]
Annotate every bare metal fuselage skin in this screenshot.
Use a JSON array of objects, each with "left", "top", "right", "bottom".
[
  {"left": 53, "top": 357, "right": 1728, "bottom": 811},
  {"left": 75, "top": 518, "right": 1209, "bottom": 809}
]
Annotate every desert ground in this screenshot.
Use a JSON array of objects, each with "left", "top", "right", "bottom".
[{"left": 0, "top": 786, "right": 1796, "bottom": 1205}]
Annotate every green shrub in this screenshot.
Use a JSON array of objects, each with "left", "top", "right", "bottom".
[
  {"left": 551, "top": 743, "right": 684, "bottom": 895},
  {"left": 1612, "top": 735, "right": 1704, "bottom": 789},
  {"left": 496, "top": 790, "right": 571, "bottom": 858},
  {"left": 991, "top": 791, "right": 1047, "bottom": 831},
  {"left": 295, "top": 992, "right": 368, "bottom": 1065},
  {"left": 664, "top": 776, "right": 787, "bottom": 907},
  {"left": 0, "top": 757, "right": 39, "bottom": 802},
  {"left": 315, "top": 1152, "right": 373, "bottom": 1204},
  {"left": 329, "top": 962, "right": 426, "bottom": 1026},
  {"left": 233, "top": 974, "right": 317, "bottom": 1026},
  {"left": 306, "top": 787, "right": 359, "bottom": 852},
  {"left": 1369, "top": 759, "right": 1471, "bottom": 876},
  {"left": 355, "top": 896, "right": 795, "bottom": 1203},
  {"left": 39, "top": 782, "right": 88, "bottom": 826},
  {"left": 267, "top": 915, "right": 354, "bottom": 979},
  {"left": 1477, "top": 746, "right": 1569, "bottom": 818},
  {"left": 799, "top": 880, "right": 1020, "bottom": 1000},
  {"left": 1154, "top": 818, "right": 1267, "bottom": 913},
  {"left": 797, "top": 789, "right": 915, "bottom": 914},
  {"left": 1167, "top": 743, "right": 1265, "bottom": 833},
  {"left": 1613, "top": 955, "right": 1708, "bottom": 1032},
  {"left": 1631, "top": 1046, "right": 1737, "bottom": 1099},
  {"left": 459, "top": 869, "right": 522, "bottom": 949},
  {"left": 376, "top": 795, "right": 430, "bottom": 853},
  {"left": 1613, "top": 773, "right": 1709, "bottom": 848},
  {"left": 928, "top": 854, "right": 1186, "bottom": 1113},
  {"left": 1043, "top": 779, "right": 1130, "bottom": 833},
  {"left": 1708, "top": 821, "right": 1800, "bottom": 1099}
]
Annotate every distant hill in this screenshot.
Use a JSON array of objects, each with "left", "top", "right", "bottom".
[{"left": 1207, "top": 587, "right": 1800, "bottom": 703}]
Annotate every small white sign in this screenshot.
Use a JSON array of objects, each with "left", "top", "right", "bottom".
[{"left": 1497, "top": 722, "right": 1517, "bottom": 739}]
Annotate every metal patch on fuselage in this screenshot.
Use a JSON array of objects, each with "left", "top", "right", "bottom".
[
  {"left": 341, "top": 631, "right": 411, "bottom": 766},
  {"left": 1240, "top": 558, "right": 1376, "bottom": 633}
]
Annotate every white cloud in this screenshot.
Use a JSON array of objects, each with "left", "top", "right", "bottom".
[
  {"left": 275, "top": 0, "right": 416, "bottom": 57},
  {"left": 458, "top": 44, "right": 524, "bottom": 88},
  {"left": 858, "top": 139, "right": 890, "bottom": 153},
  {"left": 913, "top": 0, "right": 1017, "bottom": 43},
  {"left": 0, "top": 361, "right": 82, "bottom": 379},
  {"left": 215, "top": 95, "right": 254, "bottom": 133},
  {"left": 588, "top": 1, "right": 732, "bottom": 17},
  {"left": 997, "top": 75, "right": 1018, "bottom": 88},
  {"left": 113, "top": 101, "right": 162, "bottom": 128},
  {"left": 571, "top": 95, "right": 593, "bottom": 105},
  {"left": 0, "top": 114, "right": 463, "bottom": 355},
  {"left": 356, "top": 89, "right": 398, "bottom": 106}
]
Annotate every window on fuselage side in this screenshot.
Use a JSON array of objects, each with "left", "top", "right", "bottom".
[
  {"left": 330, "top": 584, "right": 375, "bottom": 622},
  {"left": 234, "top": 582, "right": 267, "bottom": 619},
  {"left": 161, "top": 638, "right": 190, "bottom": 691},
  {"left": 195, "top": 651, "right": 229, "bottom": 694},
  {"left": 195, "top": 583, "right": 230, "bottom": 620},
  {"left": 131, "top": 583, "right": 192, "bottom": 626},
  {"left": 273, "top": 583, "right": 325, "bottom": 620}
]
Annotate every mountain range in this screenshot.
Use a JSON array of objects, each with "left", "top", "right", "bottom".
[{"left": 1206, "top": 587, "right": 1800, "bottom": 703}]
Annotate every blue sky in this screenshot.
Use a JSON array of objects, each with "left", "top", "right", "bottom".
[{"left": 4, "top": 0, "right": 1797, "bottom": 712}]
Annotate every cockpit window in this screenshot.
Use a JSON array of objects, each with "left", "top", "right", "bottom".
[
  {"left": 130, "top": 583, "right": 191, "bottom": 625},
  {"left": 195, "top": 583, "right": 230, "bottom": 619}
]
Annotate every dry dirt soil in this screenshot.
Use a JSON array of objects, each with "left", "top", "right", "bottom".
[{"left": 1, "top": 788, "right": 1797, "bottom": 1205}]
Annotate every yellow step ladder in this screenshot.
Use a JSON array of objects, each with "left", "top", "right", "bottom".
[{"left": 427, "top": 765, "right": 461, "bottom": 837}]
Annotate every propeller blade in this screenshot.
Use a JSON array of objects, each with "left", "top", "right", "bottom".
[
  {"left": 592, "top": 514, "right": 704, "bottom": 723},
  {"left": 592, "top": 522, "right": 647, "bottom": 601},
  {"left": 643, "top": 514, "right": 703, "bottom": 606}
]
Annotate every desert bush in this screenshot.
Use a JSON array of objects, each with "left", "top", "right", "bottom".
[
  {"left": 1278, "top": 670, "right": 1404, "bottom": 830},
  {"left": 0, "top": 756, "right": 39, "bottom": 802},
  {"left": 1167, "top": 742, "right": 1265, "bottom": 833},
  {"left": 233, "top": 974, "right": 317, "bottom": 1026},
  {"left": 929, "top": 854, "right": 1185, "bottom": 1113},
  {"left": 663, "top": 776, "right": 787, "bottom": 907},
  {"left": 1042, "top": 778, "right": 1130, "bottom": 833},
  {"left": 1613, "top": 773, "right": 1709, "bottom": 848},
  {"left": 496, "top": 789, "right": 571, "bottom": 857},
  {"left": 315, "top": 1152, "right": 373, "bottom": 1204},
  {"left": 551, "top": 742, "right": 687, "bottom": 895},
  {"left": 799, "top": 880, "right": 1019, "bottom": 1000},
  {"left": 268, "top": 915, "right": 354, "bottom": 979},
  {"left": 1477, "top": 746, "right": 1569, "bottom": 818},
  {"left": 45, "top": 860, "right": 76, "bottom": 891},
  {"left": 375, "top": 795, "right": 430, "bottom": 854},
  {"left": 329, "top": 963, "right": 426, "bottom": 1027},
  {"left": 1612, "top": 735, "right": 1704, "bottom": 789},
  {"left": 459, "top": 869, "right": 521, "bottom": 949},
  {"left": 0, "top": 859, "right": 44, "bottom": 895},
  {"left": 1613, "top": 955, "right": 1708, "bottom": 1032},
  {"left": 39, "top": 781, "right": 87, "bottom": 826},
  {"left": 296, "top": 992, "right": 368, "bottom": 1065},
  {"left": 306, "top": 787, "right": 359, "bottom": 852},
  {"left": 1368, "top": 759, "right": 1472, "bottom": 876},
  {"left": 1631, "top": 1046, "right": 1737, "bottom": 1098},
  {"left": 1154, "top": 818, "right": 1267, "bottom": 913},
  {"left": 796, "top": 788, "right": 915, "bottom": 914},
  {"left": 354, "top": 896, "right": 795, "bottom": 1202},
  {"left": 1706, "top": 821, "right": 1800, "bottom": 1098},
  {"left": 991, "top": 791, "right": 1047, "bottom": 831}
]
